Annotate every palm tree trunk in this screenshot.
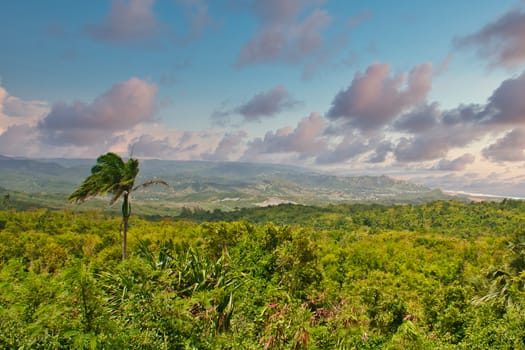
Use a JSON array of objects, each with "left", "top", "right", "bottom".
[
  {"left": 122, "top": 215, "right": 128, "bottom": 260},
  {"left": 122, "top": 192, "right": 131, "bottom": 260}
]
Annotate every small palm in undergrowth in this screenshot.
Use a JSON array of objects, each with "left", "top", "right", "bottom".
[
  {"left": 136, "top": 240, "right": 241, "bottom": 333},
  {"left": 474, "top": 233, "right": 525, "bottom": 310}
]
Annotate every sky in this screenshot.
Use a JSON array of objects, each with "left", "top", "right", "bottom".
[{"left": 2, "top": 0, "right": 525, "bottom": 196}]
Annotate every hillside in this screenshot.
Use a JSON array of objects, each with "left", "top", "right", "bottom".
[
  {"left": 0, "top": 155, "right": 451, "bottom": 212},
  {"left": 0, "top": 156, "right": 87, "bottom": 193}
]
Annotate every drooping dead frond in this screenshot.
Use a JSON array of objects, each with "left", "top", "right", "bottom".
[{"left": 133, "top": 179, "right": 171, "bottom": 192}]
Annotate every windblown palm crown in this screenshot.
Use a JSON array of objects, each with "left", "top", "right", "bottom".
[{"left": 68, "top": 152, "right": 140, "bottom": 205}]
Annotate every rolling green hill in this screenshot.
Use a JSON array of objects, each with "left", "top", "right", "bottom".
[{"left": 0, "top": 155, "right": 452, "bottom": 212}]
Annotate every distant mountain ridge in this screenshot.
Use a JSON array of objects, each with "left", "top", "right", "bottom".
[{"left": 0, "top": 155, "right": 450, "bottom": 210}]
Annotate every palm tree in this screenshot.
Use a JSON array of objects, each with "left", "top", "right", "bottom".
[{"left": 69, "top": 152, "right": 169, "bottom": 260}]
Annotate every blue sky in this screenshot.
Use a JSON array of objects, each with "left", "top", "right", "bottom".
[{"left": 1, "top": 0, "right": 525, "bottom": 196}]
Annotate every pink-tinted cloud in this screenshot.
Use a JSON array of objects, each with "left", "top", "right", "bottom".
[
  {"left": 87, "top": 0, "right": 213, "bottom": 45},
  {"left": 293, "top": 9, "right": 330, "bottom": 55},
  {"left": 0, "top": 124, "right": 41, "bottom": 157},
  {"left": 237, "top": 0, "right": 331, "bottom": 66},
  {"left": 0, "top": 86, "right": 7, "bottom": 114},
  {"left": 0, "top": 123, "right": 119, "bottom": 159},
  {"left": 238, "top": 85, "right": 299, "bottom": 121},
  {"left": 211, "top": 85, "right": 300, "bottom": 125},
  {"left": 3, "top": 95, "right": 49, "bottom": 119},
  {"left": 327, "top": 63, "right": 432, "bottom": 130},
  {"left": 87, "top": 0, "right": 162, "bottom": 42},
  {"left": 483, "top": 128, "right": 525, "bottom": 162},
  {"left": 434, "top": 153, "right": 475, "bottom": 171},
  {"left": 39, "top": 78, "right": 158, "bottom": 146},
  {"left": 456, "top": 6, "right": 525, "bottom": 68},
  {"left": 243, "top": 112, "right": 327, "bottom": 160}
]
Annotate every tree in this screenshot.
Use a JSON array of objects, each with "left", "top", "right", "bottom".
[{"left": 68, "top": 152, "right": 169, "bottom": 260}]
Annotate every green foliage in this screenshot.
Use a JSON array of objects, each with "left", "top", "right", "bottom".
[{"left": 1, "top": 200, "right": 525, "bottom": 348}]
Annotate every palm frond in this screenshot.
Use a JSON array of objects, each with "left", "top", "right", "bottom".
[
  {"left": 69, "top": 152, "right": 169, "bottom": 207},
  {"left": 68, "top": 152, "right": 127, "bottom": 203},
  {"left": 133, "top": 179, "right": 171, "bottom": 192},
  {"left": 95, "top": 152, "right": 125, "bottom": 169}
]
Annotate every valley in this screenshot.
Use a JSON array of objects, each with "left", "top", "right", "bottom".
[{"left": 0, "top": 155, "right": 452, "bottom": 214}]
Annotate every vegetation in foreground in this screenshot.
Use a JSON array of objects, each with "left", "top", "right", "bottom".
[{"left": 0, "top": 200, "right": 524, "bottom": 349}]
